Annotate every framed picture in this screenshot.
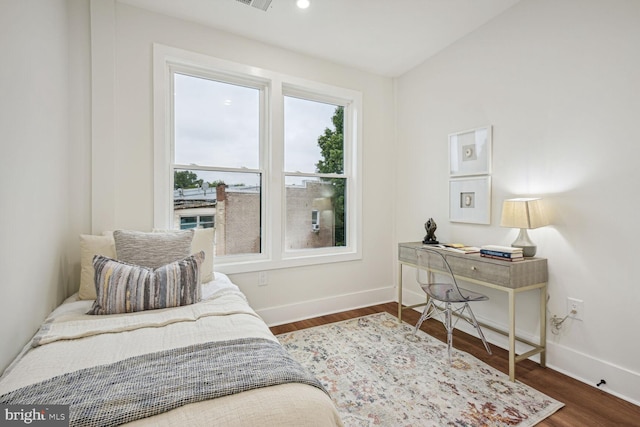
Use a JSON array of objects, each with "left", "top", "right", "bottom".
[
  {"left": 449, "top": 126, "right": 492, "bottom": 176},
  {"left": 449, "top": 176, "right": 491, "bottom": 224}
]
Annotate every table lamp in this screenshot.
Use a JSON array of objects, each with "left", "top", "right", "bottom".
[{"left": 500, "top": 198, "right": 549, "bottom": 257}]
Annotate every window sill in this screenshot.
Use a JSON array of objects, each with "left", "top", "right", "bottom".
[{"left": 214, "top": 250, "right": 362, "bottom": 275}]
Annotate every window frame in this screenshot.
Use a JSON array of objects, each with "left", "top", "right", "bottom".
[
  {"left": 170, "top": 66, "right": 268, "bottom": 264},
  {"left": 153, "top": 44, "right": 362, "bottom": 274}
]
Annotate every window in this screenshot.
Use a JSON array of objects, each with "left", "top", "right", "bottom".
[
  {"left": 311, "top": 210, "right": 320, "bottom": 232},
  {"left": 284, "top": 96, "right": 346, "bottom": 250},
  {"left": 172, "top": 73, "right": 263, "bottom": 257},
  {"left": 154, "top": 45, "right": 362, "bottom": 273},
  {"left": 179, "top": 215, "right": 214, "bottom": 230}
]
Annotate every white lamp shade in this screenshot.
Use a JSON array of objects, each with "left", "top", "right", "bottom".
[{"left": 500, "top": 198, "right": 549, "bottom": 229}]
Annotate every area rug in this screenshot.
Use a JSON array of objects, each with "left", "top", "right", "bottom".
[{"left": 276, "top": 312, "right": 563, "bottom": 427}]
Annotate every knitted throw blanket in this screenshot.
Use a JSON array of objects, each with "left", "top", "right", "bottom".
[{"left": 0, "top": 337, "right": 327, "bottom": 427}]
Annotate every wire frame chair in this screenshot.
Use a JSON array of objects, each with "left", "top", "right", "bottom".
[{"left": 413, "top": 247, "right": 492, "bottom": 363}]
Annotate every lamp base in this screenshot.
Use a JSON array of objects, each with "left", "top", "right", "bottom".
[{"left": 511, "top": 228, "right": 537, "bottom": 257}]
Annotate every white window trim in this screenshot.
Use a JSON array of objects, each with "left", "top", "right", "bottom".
[{"left": 153, "top": 44, "right": 362, "bottom": 274}]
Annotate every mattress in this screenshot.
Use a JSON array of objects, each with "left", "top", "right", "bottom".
[{"left": 0, "top": 273, "right": 343, "bottom": 427}]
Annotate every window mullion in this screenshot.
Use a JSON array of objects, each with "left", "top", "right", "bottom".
[{"left": 269, "top": 79, "right": 284, "bottom": 262}]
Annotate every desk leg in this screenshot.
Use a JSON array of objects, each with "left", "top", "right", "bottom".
[
  {"left": 540, "top": 285, "right": 547, "bottom": 367},
  {"left": 397, "top": 263, "right": 403, "bottom": 322},
  {"left": 508, "top": 289, "right": 516, "bottom": 382}
]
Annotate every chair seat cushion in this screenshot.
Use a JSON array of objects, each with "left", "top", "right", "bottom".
[{"left": 420, "top": 283, "right": 489, "bottom": 302}]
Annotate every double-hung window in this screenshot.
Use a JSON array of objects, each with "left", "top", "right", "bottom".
[
  {"left": 172, "top": 71, "right": 264, "bottom": 258},
  {"left": 283, "top": 93, "right": 348, "bottom": 251},
  {"left": 154, "top": 45, "right": 361, "bottom": 273}
]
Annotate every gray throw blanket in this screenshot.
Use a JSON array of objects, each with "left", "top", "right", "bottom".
[{"left": 0, "top": 337, "right": 327, "bottom": 427}]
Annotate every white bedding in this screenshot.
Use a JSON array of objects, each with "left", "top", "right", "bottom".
[{"left": 0, "top": 273, "right": 343, "bottom": 427}]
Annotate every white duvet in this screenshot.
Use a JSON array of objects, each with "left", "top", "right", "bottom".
[{"left": 0, "top": 273, "right": 343, "bottom": 427}]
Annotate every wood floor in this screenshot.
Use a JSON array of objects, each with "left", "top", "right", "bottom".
[{"left": 270, "top": 302, "right": 640, "bottom": 427}]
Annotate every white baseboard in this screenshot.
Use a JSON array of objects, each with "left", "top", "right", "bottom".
[
  {"left": 257, "top": 286, "right": 396, "bottom": 327},
  {"left": 402, "top": 288, "right": 640, "bottom": 406},
  {"left": 545, "top": 341, "right": 640, "bottom": 406}
]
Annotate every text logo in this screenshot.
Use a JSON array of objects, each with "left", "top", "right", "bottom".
[{"left": 1, "top": 405, "right": 68, "bottom": 426}]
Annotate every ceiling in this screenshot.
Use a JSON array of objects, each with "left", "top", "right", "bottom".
[{"left": 118, "top": 0, "right": 521, "bottom": 77}]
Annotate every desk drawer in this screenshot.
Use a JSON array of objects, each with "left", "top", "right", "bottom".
[
  {"left": 399, "top": 245, "right": 418, "bottom": 264},
  {"left": 446, "top": 256, "right": 510, "bottom": 286}
]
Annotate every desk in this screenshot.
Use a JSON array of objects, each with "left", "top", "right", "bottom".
[{"left": 398, "top": 242, "right": 548, "bottom": 381}]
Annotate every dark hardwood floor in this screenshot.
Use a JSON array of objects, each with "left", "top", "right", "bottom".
[{"left": 270, "top": 302, "right": 640, "bottom": 427}]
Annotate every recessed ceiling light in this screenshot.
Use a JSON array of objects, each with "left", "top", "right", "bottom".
[{"left": 296, "top": 0, "right": 310, "bottom": 9}]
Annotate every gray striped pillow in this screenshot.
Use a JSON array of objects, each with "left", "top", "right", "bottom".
[
  {"left": 113, "top": 229, "right": 195, "bottom": 269},
  {"left": 87, "top": 251, "right": 204, "bottom": 315}
]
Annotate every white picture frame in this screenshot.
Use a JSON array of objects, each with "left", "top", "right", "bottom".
[
  {"left": 449, "top": 126, "right": 492, "bottom": 177},
  {"left": 449, "top": 176, "right": 491, "bottom": 224}
]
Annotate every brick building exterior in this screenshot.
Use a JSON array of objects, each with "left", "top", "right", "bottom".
[{"left": 174, "top": 181, "right": 336, "bottom": 257}]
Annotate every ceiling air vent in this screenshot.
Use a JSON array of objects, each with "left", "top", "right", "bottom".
[{"left": 235, "top": 0, "right": 273, "bottom": 12}]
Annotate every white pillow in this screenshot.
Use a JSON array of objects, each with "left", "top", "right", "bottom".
[
  {"left": 190, "top": 228, "right": 215, "bottom": 283},
  {"left": 78, "top": 234, "right": 116, "bottom": 300}
]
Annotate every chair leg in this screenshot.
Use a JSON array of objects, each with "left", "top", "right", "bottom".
[
  {"left": 445, "top": 302, "right": 453, "bottom": 364},
  {"left": 464, "top": 303, "right": 492, "bottom": 355},
  {"left": 413, "top": 300, "right": 434, "bottom": 335}
]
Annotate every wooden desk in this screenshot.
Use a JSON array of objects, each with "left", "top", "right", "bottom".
[{"left": 398, "top": 242, "right": 548, "bottom": 381}]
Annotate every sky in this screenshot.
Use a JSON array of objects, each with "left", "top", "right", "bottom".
[{"left": 173, "top": 72, "right": 338, "bottom": 187}]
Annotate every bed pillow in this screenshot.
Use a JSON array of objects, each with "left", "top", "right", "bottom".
[
  {"left": 87, "top": 251, "right": 204, "bottom": 315},
  {"left": 188, "top": 228, "right": 215, "bottom": 283},
  {"left": 155, "top": 228, "right": 215, "bottom": 283},
  {"left": 79, "top": 234, "right": 116, "bottom": 300},
  {"left": 113, "top": 229, "right": 194, "bottom": 269}
]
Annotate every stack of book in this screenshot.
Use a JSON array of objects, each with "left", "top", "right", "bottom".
[{"left": 479, "top": 245, "right": 524, "bottom": 261}]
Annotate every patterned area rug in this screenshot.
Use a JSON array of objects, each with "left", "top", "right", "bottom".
[{"left": 276, "top": 312, "right": 563, "bottom": 427}]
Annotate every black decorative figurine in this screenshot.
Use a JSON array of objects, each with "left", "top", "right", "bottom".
[{"left": 422, "top": 218, "right": 439, "bottom": 244}]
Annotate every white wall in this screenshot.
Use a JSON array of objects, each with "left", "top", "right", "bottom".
[
  {"left": 0, "top": 0, "right": 77, "bottom": 371},
  {"left": 395, "top": 0, "right": 640, "bottom": 404},
  {"left": 90, "top": 2, "right": 396, "bottom": 325}
]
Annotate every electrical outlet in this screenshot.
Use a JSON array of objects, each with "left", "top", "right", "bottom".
[
  {"left": 567, "top": 297, "right": 584, "bottom": 321},
  {"left": 258, "top": 271, "right": 268, "bottom": 286}
]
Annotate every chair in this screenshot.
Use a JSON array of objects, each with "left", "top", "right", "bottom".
[{"left": 413, "top": 247, "right": 492, "bottom": 363}]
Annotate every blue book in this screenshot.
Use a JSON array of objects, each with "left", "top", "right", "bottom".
[{"left": 480, "top": 249, "right": 522, "bottom": 258}]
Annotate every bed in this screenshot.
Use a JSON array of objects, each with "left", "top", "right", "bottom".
[{"left": 0, "top": 230, "right": 343, "bottom": 427}]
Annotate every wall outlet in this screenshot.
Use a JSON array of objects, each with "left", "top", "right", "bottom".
[
  {"left": 567, "top": 297, "right": 584, "bottom": 321},
  {"left": 258, "top": 271, "right": 268, "bottom": 286}
]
